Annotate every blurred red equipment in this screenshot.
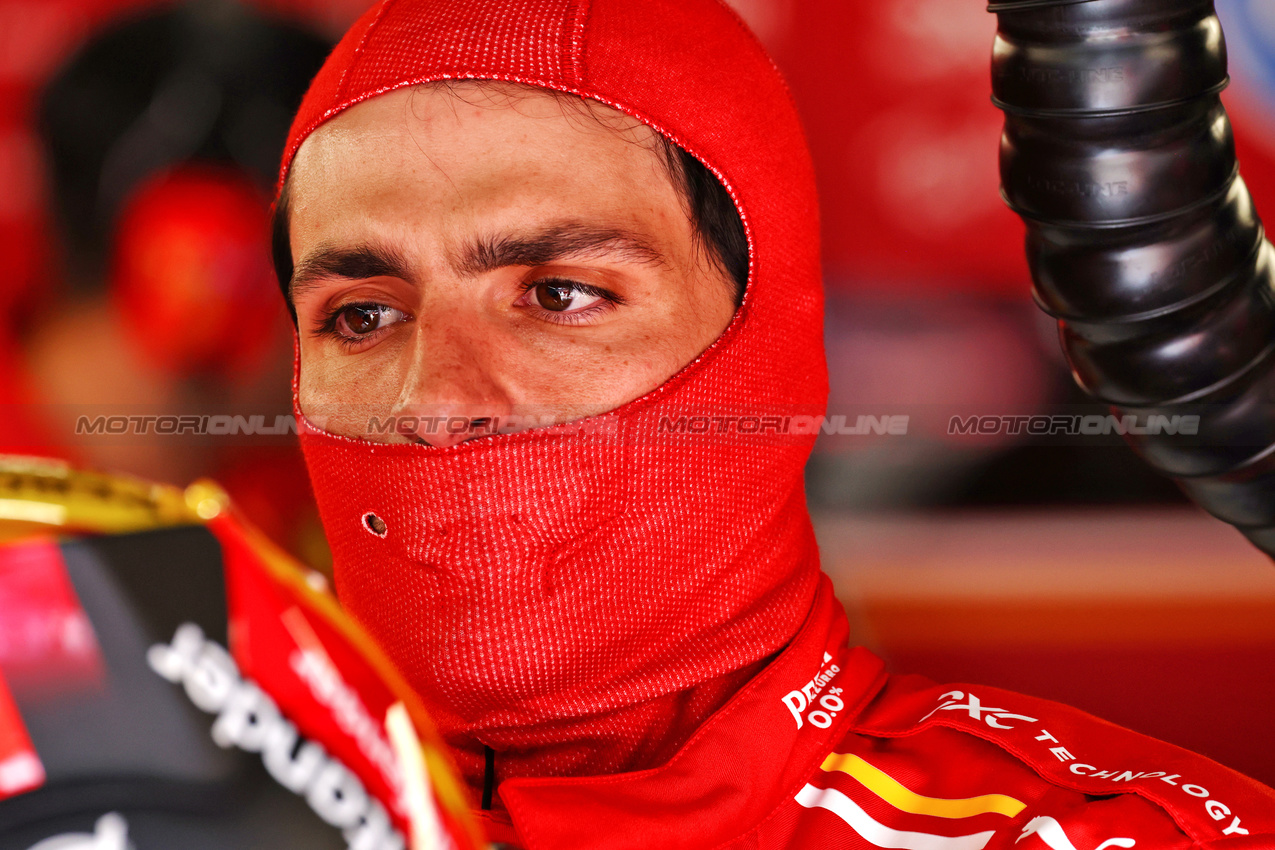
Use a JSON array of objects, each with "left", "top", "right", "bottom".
[{"left": 109, "top": 165, "right": 281, "bottom": 380}]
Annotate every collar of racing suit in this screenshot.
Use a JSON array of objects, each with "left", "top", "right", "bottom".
[
  {"left": 281, "top": 0, "right": 828, "bottom": 797},
  {"left": 489, "top": 576, "right": 887, "bottom": 848}
]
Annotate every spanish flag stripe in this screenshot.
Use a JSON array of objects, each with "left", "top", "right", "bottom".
[
  {"left": 821, "top": 753, "right": 1026, "bottom": 819},
  {"left": 795, "top": 784, "right": 997, "bottom": 850}
]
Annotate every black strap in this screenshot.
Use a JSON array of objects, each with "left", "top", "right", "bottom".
[{"left": 481, "top": 746, "right": 496, "bottom": 810}]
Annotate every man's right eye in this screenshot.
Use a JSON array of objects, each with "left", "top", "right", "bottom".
[{"left": 319, "top": 303, "right": 410, "bottom": 342}]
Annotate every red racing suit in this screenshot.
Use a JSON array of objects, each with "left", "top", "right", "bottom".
[{"left": 485, "top": 578, "right": 1275, "bottom": 849}]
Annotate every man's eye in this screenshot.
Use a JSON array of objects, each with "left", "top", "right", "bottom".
[
  {"left": 529, "top": 280, "right": 605, "bottom": 313},
  {"left": 333, "top": 304, "right": 408, "bottom": 338}
]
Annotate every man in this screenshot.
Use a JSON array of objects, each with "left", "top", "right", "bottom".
[{"left": 275, "top": 0, "right": 1275, "bottom": 847}]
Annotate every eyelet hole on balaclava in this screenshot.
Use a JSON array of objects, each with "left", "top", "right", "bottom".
[{"left": 362, "top": 512, "right": 388, "bottom": 537}]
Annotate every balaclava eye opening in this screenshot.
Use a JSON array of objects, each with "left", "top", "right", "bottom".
[
  {"left": 280, "top": 0, "right": 827, "bottom": 796},
  {"left": 271, "top": 105, "right": 749, "bottom": 317}
]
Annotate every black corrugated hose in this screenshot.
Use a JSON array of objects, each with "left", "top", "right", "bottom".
[{"left": 989, "top": 0, "right": 1275, "bottom": 557}]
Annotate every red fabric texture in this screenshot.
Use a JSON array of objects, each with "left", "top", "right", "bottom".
[
  {"left": 498, "top": 576, "right": 1275, "bottom": 849},
  {"left": 282, "top": 0, "right": 826, "bottom": 794}
]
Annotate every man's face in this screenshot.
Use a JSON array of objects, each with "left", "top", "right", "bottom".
[{"left": 287, "top": 84, "right": 738, "bottom": 446}]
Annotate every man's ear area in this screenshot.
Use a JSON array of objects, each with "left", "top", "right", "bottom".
[
  {"left": 272, "top": 175, "right": 295, "bottom": 322},
  {"left": 663, "top": 143, "right": 749, "bottom": 306}
]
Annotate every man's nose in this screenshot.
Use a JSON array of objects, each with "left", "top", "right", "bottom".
[{"left": 389, "top": 322, "right": 514, "bottom": 448}]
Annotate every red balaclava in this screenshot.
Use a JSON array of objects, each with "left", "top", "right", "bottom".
[{"left": 281, "top": 0, "right": 827, "bottom": 799}]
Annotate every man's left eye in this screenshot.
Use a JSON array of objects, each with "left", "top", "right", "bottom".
[{"left": 528, "top": 280, "right": 605, "bottom": 313}]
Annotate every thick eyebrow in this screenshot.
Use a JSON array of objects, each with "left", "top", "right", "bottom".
[
  {"left": 289, "top": 243, "right": 412, "bottom": 302},
  {"left": 456, "top": 222, "right": 668, "bottom": 277},
  {"left": 288, "top": 222, "right": 666, "bottom": 303}
]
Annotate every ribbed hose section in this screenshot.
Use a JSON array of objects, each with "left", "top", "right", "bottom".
[{"left": 990, "top": 0, "right": 1275, "bottom": 556}]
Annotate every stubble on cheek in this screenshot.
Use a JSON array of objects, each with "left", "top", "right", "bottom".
[{"left": 297, "top": 345, "right": 400, "bottom": 437}]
